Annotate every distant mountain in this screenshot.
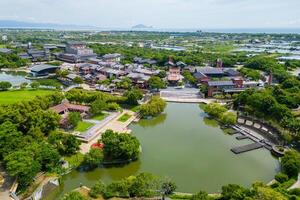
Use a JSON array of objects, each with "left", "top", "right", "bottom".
[
  {"left": 132, "top": 24, "right": 153, "bottom": 29},
  {"left": 0, "top": 20, "right": 98, "bottom": 30}
]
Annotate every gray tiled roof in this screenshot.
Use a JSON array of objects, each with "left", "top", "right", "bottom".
[
  {"left": 196, "top": 67, "right": 224, "bottom": 75},
  {"left": 207, "top": 81, "right": 235, "bottom": 86}
]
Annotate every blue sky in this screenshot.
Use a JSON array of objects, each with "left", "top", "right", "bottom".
[{"left": 0, "top": 0, "right": 299, "bottom": 28}]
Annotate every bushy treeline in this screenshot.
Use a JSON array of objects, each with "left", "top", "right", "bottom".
[
  {"left": 0, "top": 93, "right": 81, "bottom": 187},
  {"left": 201, "top": 103, "right": 237, "bottom": 125},
  {"left": 235, "top": 55, "right": 300, "bottom": 137},
  {"left": 0, "top": 52, "right": 28, "bottom": 68},
  {"left": 89, "top": 43, "right": 246, "bottom": 67}
]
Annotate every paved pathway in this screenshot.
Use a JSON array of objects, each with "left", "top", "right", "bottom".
[
  {"left": 80, "top": 110, "right": 138, "bottom": 154},
  {"left": 289, "top": 174, "right": 300, "bottom": 190},
  {"left": 0, "top": 165, "right": 14, "bottom": 200}
]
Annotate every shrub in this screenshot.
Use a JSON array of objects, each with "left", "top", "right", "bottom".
[
  {"left": 140, "top": 96, "right": 166, "bottom": 117},
  {"left": 275, "top": 173, "right": 289, "bottom": 183},
  {"left": 89, "top": 180, "right": 106, "bottom": 198}
]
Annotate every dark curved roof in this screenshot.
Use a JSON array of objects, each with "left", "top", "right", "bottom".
[{"left": 31, "top": 64, "right": 59, "bottom": 73}]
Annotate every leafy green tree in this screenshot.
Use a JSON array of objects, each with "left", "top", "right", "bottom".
[
  {"left": 116, "top": 77, "right": 132, "bottom": 89},
  {"left": 221, "top": 184, "right": 250, "bottom": 200},
  {"left": 161, "top": 180, "right": 177, "bottom": 195},
  {"left": 0, "top": 81, "right": 12, "bottom": 91},
  {"left": 124, "top": 89, "right": 143, "bottom": 105},
  {"left": 129, "top": 173, "right": 159, "bottom": 197},
  {"left": 39, "top": 143, "right": 60, "bottom": 171},
  {"left": 89, "top": 180, "right": 106, "bottom": 198},
  {"left": 158, "top": 70, "right": 167, "bottom": 78},
  {"left": 68, "top": 112, "right": 81, "bottom": 128},
  {"left": 61, "top": 191, "right": 87, "bottom": 200},
  {"left": 0, "top": 121, "right": 25, "bottom": 158},
  {"left": 30, "top": 81, "right": 40, "bottom": 89},
  {"left": 191, "top": 191, "right": 211, "bottom": 200},
  {"left": 101, "top": 130, "right": 140, "bottom": 161},
  {"left": 82, "top": 148, "right": 104, "bottom": 169},
  {"left": 4, "top": 150, "right": 41, "bottom": 186},
  {"left": 140, "top": 96, "right": 166, "bottom": 117},
  {"left": 20, "top": 82, "right": 28, "bottom": 89},
  {"left": 202, "top": 103, "right": 227, "bottom": 118},
  {"left": 274, "top": 173, "right": 289, "bottom": 183},
  {"left": 220, "top": 112, "right": 237, "bottom": 125},
  {"left": 105, "top": 179, "right": 130, "bottom": 198},
  {"left": 281, "top": 150, "right": 300, "bottom": 178},
  {"left": 183, "top": 71, "right": 197, "bottom": 85},
  {"left": 74, "top": 76, "right": 84, "bottom": 84},
  {"left": 90, "top": 99, "right": 106, "bottom": 116},
  {"left": 48, "top": 131, "right": 81, "bottom": 156},
  {"left": 148, "top": 76, "right": 166, "bottom": 90}
]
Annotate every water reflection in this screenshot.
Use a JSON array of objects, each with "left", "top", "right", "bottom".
[
  {"left": 137, "top": 114, "right": 167, "bottom": 128},
  {"left": 203, "top": 117, "right": 219, "bottom": 127}
]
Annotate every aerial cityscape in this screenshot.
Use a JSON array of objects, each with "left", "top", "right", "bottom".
[{"left": 0, "top": 0, "right": 300, "bottom": 200}]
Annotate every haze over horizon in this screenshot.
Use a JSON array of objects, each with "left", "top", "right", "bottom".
[{"left": 0, "top": 0, "right": 300, "bottom": 29}]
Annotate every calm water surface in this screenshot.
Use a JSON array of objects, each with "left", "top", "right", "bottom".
[
  {"left": 0, "top": 71, "right": 30, "bottom": 86},
  {"left": 46, "top": 103, "right": 279, "bottom": 199}
]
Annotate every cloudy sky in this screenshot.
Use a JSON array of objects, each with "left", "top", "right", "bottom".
[{"left": 0, "top": 0, "right": 299, "bottom": 29}]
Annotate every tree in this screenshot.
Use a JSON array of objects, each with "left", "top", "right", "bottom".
[
  {"left": 4, "top": 150, "right": 41, "bottom": 186},
  {"left": 89, "top": 180, "right": 106, "bottom": 198},
  {"left": 254, "top": 186, "right": 288, "bottom": 200},
  {"left": 202, "top": 103, "right": 227, "bottom": 118},
  {"left": 0, "top": 81, "right": 12, "bottom": 91},
  {"left": 39, "top": 143, "right": 60, "bottom": 171},
  {"left": 220, "top": 112, "right": 237, "bottom": 125},
  {"left": 281, "top": 150, "right": 300, "bottom": 178},
  {"left": 56, "top": 69, "right": 69, "bottom": 78},
  {"left": 68, "top": 112, "right": 81, "bottom": 128},
  {"left": 124, "top": 89, "right": 143, "bottom": 105},
  {"left": 191, "top": 191, "right": 211, "bottom": 200},
  {"left": 221, "top": 184, "right": 250, "bottom": 200},
  {"left": 61, "top": 191, "right": 87, "bottom": 200},
  {"left": 140, "top": 96, "right": 166, "bottom": 117},
  {"left": 158, "top": 70, "right": 167, "bottom": 78},
  {"left": 20, "top": 82, "right": 28, "bottom": 89},
  {"left": 148, "top": 76, "right": 166, "bottom": 90},
  {"left": 48, "top": 131, "right": 81, "bottom": 156},
  {"left": 82, "top": 148, "right": 104, "bottom": 169},
  {"left": 30, "top": 81, "right": 40, "bottom": 89},
  {"left": 90, "top": 99, "right": 106, "bottom": 116},
  {"left": 161, "top": 180, "right": 177, "bottom": 195},
  {"left": 129, "top": 173, "right": 159, "bottom": 197},
  {"left": 116, "top": 77, "right": 132, "bottom": 89},
  {"left": 274, "top": 173, "right": 289, "bottom": 183},
  {"left": 101, "top": 130, "right": 140, "bottom": 161},
  {"left": 74, "top": 76, "right": 84, "bottom": 84}
]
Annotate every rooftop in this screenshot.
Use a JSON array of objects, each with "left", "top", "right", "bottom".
[
  {"left": 30, "top": 64, "right": 59, "bottom": 72},
  {"left": 196, "top": 67, "right": 224, "bottom": 75},
  {"left": 207, "top": 81, "right": 235, "bottom": 87}
]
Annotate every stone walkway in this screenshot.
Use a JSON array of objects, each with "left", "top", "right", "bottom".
[
  {"left": 289, "top": 174, "right": 300, "bottom": 190},
  {"left": 0, "top": 165, "right": 14, "bottom": 200},
  {"left": 80, "top": 110, "right": 138, "bottom": 154}
]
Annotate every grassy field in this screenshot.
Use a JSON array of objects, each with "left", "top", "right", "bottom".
[
  {"left": 0, "top": 89, "right": 56, "bottom": 105},
  {"left": 92, "top": 113, "right": 109, "bottom": 121},
  {"left": 75, "top": 121, "right": 94, "bottom": 132},
  {"left": 118, "top": 113, "right": 132, "bottom": 122}
]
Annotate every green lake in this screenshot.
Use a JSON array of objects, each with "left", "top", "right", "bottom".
[{"left": 46, "top": 103, "right": 279, "bottom": 199}]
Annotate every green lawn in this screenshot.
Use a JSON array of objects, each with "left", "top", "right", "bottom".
[
  {"left": 92, "top": 113, "right": 109, "bottom": 121},
  {"left": 74, "top": 121, "right": 95, "bottom": 132},
  {"left": 0, "top": 89, "right": 56, "bottom": 105},
  {"left": 118, "top": 113, "right": 132, "bottom": 122}
]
